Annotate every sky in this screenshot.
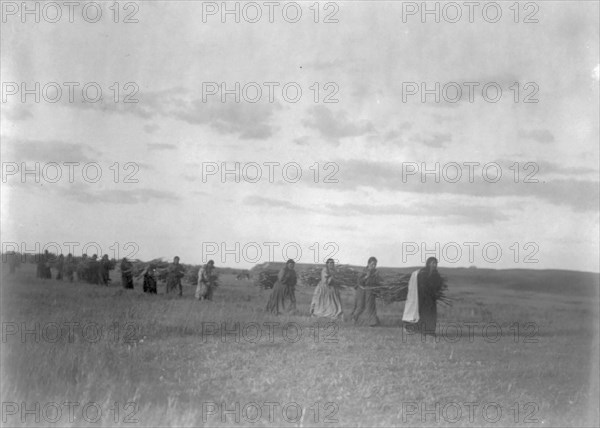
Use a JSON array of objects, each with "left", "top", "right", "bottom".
[{"left": 1, "top": 0, "right": 599, "bottom": 271}]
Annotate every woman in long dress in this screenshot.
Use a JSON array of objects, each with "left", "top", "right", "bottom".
[
  {"left": 196, "top": 260, "right": 218, "bottom": 301},
  {"left": 310, "top": 259, "right": 343, "bottom": 320},
  {"left": 403, "top": 257, "right": 444, "bottom": 336},
  {"left": 351, "top": 257, "right": 380, "bottom": 326},
  {"left": 266, "top": 259, "right": 297, "bottom": 315}
]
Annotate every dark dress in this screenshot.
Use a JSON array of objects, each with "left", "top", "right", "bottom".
[
  {"left": 266, "top": 267, "right": 297, "bottom": 315},
  {"left": 99, "top": 258, "right": 112, "bottom": 286},
  {"left": 143, "top": 271, "right": 157, "bottom": 293},
  {"left": 64, "top": 257, "right": 75, "bottom": 282},
  {"left": 416, "top": 268, "right": 443, "bottom": 335},
  {"left": 166, "top": 263, "right": 185, "bottom": 296},
  {"left": 120, "top": 259, "right": 134, "bottom": 289},
  {"left": 87, "top": 258, "right": 100, "bottom": 284},
  {"left": 55, "top": 256, "right": 64, "bottom": 280},
  {"left": 351, "top": 268, "right": 380, "bottom": 326}
]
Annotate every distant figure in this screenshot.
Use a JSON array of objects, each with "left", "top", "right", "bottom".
[
  {"left": 265, "top": 259, "right": 297, "bottom": 314},
  {"left": 77, "top": 254, "right": 89, "bottom": 282},
  {"left": 310, "top": 259, "right": 343, "bottom": 320},
  {"left": 37, "top": 250, "right": 52, "bottom": 279},
  {"left": 196, "top": 260, "right": 217, "bottom": 301},
  {"left": 43, "top": 250, "right": 53, "bottom": 279},
  {"left": 7, "top": 251, "right": 20, "bottom": 275},
  {"left": 55, "top": 254, "right": 65, "bottom": 280},
  {"left": 88, "top": 254, "right": 100, "bottom": 284},
  {"left": 166, "top": 256, "right": 185, "bottom": 296},
  {"left": 351, "top": 257, "right": 380, "bottom": 327},
  {"left": 64, "top": 254, "right": 75, "bottom": 282},
  {"left": 403, "top": 257, "right": 444, "bottom": 336},
  {"left": 99, "top": 255, "right": 112, "bottom": 286},
  {"left": 142, "top": 265, "right": 157, "bottom": 294},
  {"left": 36, "top": 253, "right": 44, "bottom": 278},
  {"left": 120, "top": 258, "right": 134, "bottom": 289}
]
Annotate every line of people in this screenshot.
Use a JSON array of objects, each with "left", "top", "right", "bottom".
[
  {"left": 119, "top": 256, "right": 218, "bottom": 300},
  {"left": 265, "top": 257, "right": 445, "bottom": 335},
  {"left": 34, "top": 251, "right": 114, "bottom": 285}
]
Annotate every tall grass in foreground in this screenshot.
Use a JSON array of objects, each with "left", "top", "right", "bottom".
[{"left": 1, "top": 266, "right": 598, "bottom": 427}]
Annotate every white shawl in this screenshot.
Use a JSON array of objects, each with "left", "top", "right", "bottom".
[{"left": 402, "top": 270, "right": 420, "bottom": 323}]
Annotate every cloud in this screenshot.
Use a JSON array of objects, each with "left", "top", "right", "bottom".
[
  {"left": 2, "top": 138, "right": 100, "bottom": 162},
  {"left": 144, "top": 124, "right": 160, "bottom": 134},
  {"left": 172, "top": 99, "right": 279, "bottom": 141},
  {"left": 293, "top": 136, "right": 310, "bottom": 146},
  {"left": 244, "top": 195, "right": 307, "bottom": 211},
  {"left": 302, "top": 106, "right": 375, "bottom": 143},
  {"left": 65, "top": 87, "right": 280, "bottom": 141},
  {"left": 62, "top": 186, "right": 180, "bottom": 205},
  {"left": 415, "top": 133, "right": 452, "bottom": 148},
  {"left": 147, "top": 143, "right": 178, "bottom": 151},
  {"left": 2, "top": 106, "right": 33, "bottom": 121},
  {"left": 330, "top": 159, "right": 599, "bottom": 212},
  {"left": 325, "top": 202, "right": 510, "bottom": 224},
  {"left": 518, "top": 129, "right": 555, "bottom": 143}
]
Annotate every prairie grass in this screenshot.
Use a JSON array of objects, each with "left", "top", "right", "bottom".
[{"left": 1, "top": 264, "right": 598, "bottom": 427}]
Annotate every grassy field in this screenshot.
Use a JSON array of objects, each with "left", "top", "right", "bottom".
[{"left": 1, "top": 263, "right": 598, "bottom": 427}]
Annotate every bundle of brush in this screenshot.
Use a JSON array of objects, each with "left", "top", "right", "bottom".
[
  {"left": 183, "top": 265, "right": 200, "bottom": 285},
  {"left": 254, "top": 269, "right": 279, "bottom": 289},
  {"left": 429, "top": 274, "right": 451, "bottom": 306},
  {"left": 297, "top": 267, "right": 321, "bottom": 287},
  {"left": 132, "top": 259, "right": 169, "bottom": 279},
  {"left": 333, "top": 265, "right": 360, "bottom": 289},
  {"left": 297, "top": 265, "right": 358, "bottom": 289},
  {"left": 368, "top": 271, "right": 451, "bottom": 306},
  {"left": 368, "top": 272, "right": 411, "bottom": 303}
]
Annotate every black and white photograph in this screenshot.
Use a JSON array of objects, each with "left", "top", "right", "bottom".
[{"left": 1, "top": 1, "right": 599, "bottom": 426}]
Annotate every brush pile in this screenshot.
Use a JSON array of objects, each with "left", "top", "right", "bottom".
[
  {"left": 131, "top": 259, "right": 204, "bottom": 285},
  {"left": 368, "top": 271, "right": 451, "bottom": 305},
  {"left": 297, "top": 267, "right": 321, "bottom": 287},
  {"left": 297, "top": 265, "right": 359, "bottom": 289},
  {"left": 131, "top": 259, "right": 169, "bottom": 278},
  {"left": 183, "top": 265, "right": 201, "bottom": 285},
  {"left": 367, "top": 272, "right": 411, "bottom": 303},
  {"left": 254, "top": 269, "right": 279, "bottom": 289}
]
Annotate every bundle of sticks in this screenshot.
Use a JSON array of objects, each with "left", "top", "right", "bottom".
[
  {"left": 366, "top": 272, "right": 411, "bottom": 303},
  {"left": 131, "top": 259, "right": 204, "bottom": 285},
  {"left": 131, "top": 258, "right": 169, "bottom": 278},
  {"left": 368, "top": 272, "right": 451, "bottom": 305},
  {"left": 297, "top": 265, "right": 359, "bottom": 289},
  {"left": 253, "top": 269, "right": 279, "bottom": 289}
]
